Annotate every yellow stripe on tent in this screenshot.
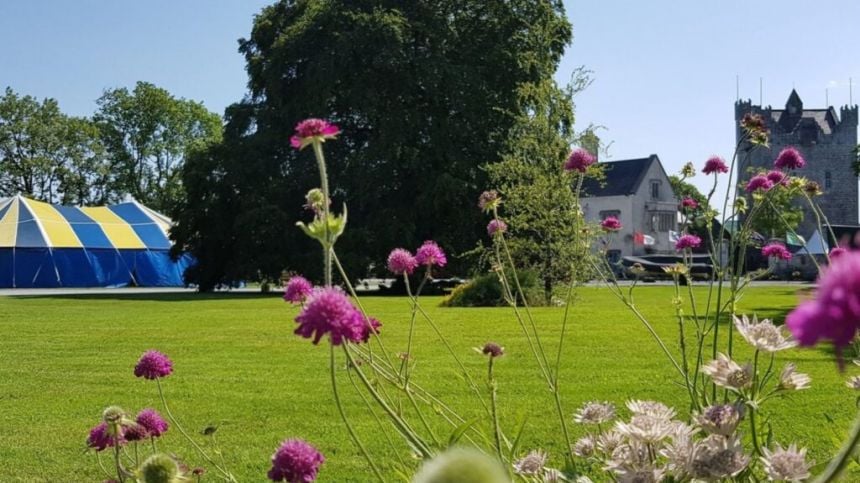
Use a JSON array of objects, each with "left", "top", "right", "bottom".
[
  {"left": 79, "top": 206, "right": 146, "bottom": 249},
  {"left": 0, "top": 198, "right": 19, "bottom": 248},
  {"left": 23, "top": 199, "right": 82, "bottom": 248}
]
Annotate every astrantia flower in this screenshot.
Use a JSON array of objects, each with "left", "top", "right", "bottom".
[
  {"left": 733, "top": 314, "right": 796, "bottom": 352},
  {"left": 680, "top": 197, "right": 698, "bottom": 209},
  {"left": 626, "top": 400, "right": 676, "bottom": 420},
  {"left": 386, "top": 248, "right": 418, "bottom": 275},
  {"left": 415, "top": 241, "right": 447, "bottom": 268},
  {"left": 702, "top": 156, "right": 729, "bottom": 175},
  {"left": 564, "top": 148, "right": 596, "bottom": 173},
  {"left": 573, "top": 401, "right": 616, "bottom": 425},
  {"left": 481, "top": 342, "right": 504, "bottom": 358},
  {"left": 846, "top": 375, "right": 860, "bottom": 390},
  {"left": 294, "top": 287, "right": 367, "bottom": 345},
  {"left": 786, "top": 251, "right": 860, "bottom": 350},
  {"left": 284, "top": 276, "right": 313, "bottom": 304},
  {"left": 766, "top": 169, "right": 790, "bottom": 187},
  {"left": 778, "top": 363, "right": 811, "bottom": 391},
  {"left": 478, "top": 190, "right": 501, "bottom": 212},
  {"left": 696, "top": 404, "right": 742, "bottom": 436},
  {"left": 268, "top": 439, "right": 324, "bottom": 482},
  {"left": 600, "top": 216, "right": 622, "bottom": 232},
  {"left": 597, "top": 430, "right": 625, "bottom": 455},
  {"left": 87, "top": 423, "right": 124, "bottom": 452},
  {"left": 762, "top": 243, "right": 792, "bottom": 261},
  {"left": 134, "top": 351, "right": 173, "bottom": 380},
  {"left": 487, "top": 219, "right": 508, "bottom": 237},
  {"left": 615, "top": 415, "right": 674, "bottom": 443},
  {"left": 746, "top": 174, "right": 774, "bottom": 193},
  {"left": 702, "top": 354, "right": 752, "bottom": 390},
  {"left": 513, "top": 449, "right": 547, "bottom": 475},
  {"left": 774, "top": 147, "right": 806, "bottom": 170},
  {"left": 675, "top": 234, "right": 702, "bottom": 251},
  {"left": 690, "top": 434, "right": 749, "bottom": 480},
  {"left": 573, "top": 435, "right": 596, "bottom": 457},
  {"left": 290, "top": 118, "right": 339, "bottom": 150},
  {"left": 136, "top": 409, "right": 169, "bottom": 438},
  {"left": 761, "top": 443, "right": 812, "bottom": 482}
]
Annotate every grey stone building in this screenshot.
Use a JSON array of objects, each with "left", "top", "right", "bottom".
[
  {"left": 581, "top": 154, "right": 679, "bottom": 257},
  {"left": 735, "top": 90, "right": 859, "bottom": 237}
]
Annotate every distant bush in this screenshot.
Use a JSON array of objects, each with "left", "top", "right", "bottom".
[{"left": 441, "top": 270, "right": 544, "bottom": 307}]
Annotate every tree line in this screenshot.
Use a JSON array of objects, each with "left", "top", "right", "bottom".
[{"left": 0, "top": 82, "right": 221, "bottom": 213}]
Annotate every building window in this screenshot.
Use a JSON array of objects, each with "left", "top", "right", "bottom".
[
  {"left": 599, "top": 210, "right": 620, "bottom": 220},
  {"left": 825, "top": 171, "right": 832, "bottom": 189},
  {"left": 650, "top": 180, "right": 660, "bottom": 200},
  {"left": 650, "top": 212, "right": 675, "bottom": 232}
]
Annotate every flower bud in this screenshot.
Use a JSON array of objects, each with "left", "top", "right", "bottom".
[{"left": 139, "top": 454, "right": 182, "bottom": 483}]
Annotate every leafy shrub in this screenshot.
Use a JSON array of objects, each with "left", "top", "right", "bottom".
[{"left": 441, "top": 270, "right": 544, "bottom": 307}]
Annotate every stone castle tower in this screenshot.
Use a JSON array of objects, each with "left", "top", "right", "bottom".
[{"left": 735, "top": 90, "right": 859, "bottom": 237}]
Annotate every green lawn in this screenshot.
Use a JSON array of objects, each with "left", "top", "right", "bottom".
[{"left": 0, "top": 285, "right": 857, "bottom": 481}]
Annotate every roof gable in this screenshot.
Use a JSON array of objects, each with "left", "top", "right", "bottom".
[{"left": 581, "top": 155, "right": 664, "bottom": 197}]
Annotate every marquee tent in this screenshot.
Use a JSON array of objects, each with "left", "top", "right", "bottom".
[{"left": 0, "top": 195, "right": 194, "bottom": 288}]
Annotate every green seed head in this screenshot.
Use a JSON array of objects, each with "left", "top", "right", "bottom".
[
  {"left": 139, "top": 453, "right": 183, "bottom": 483},
  {"left": 412, "top": 447, "right": 510, "bottom": 483}
]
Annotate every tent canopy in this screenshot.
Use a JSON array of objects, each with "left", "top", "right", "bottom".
[{"left": 0, "top": 195, "right": 193, "bottom": 288}]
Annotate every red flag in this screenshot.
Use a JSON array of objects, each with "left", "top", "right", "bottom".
[{"left": 634, "top": 231, "right": 645, "bottom": 245}]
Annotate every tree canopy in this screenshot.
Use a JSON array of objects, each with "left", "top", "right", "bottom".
[{"left": 172, "top": 0, "right": 573, "bottom": 289}]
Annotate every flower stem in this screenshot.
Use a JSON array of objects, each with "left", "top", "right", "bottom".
[
  {"left": 330, "top": 344, "right": 386, "bottom": 482},
  {"left": 112, "top": 429, "right": 125, "bottom": 483},
  {"left": 488, "top": 358, "right": 503, "bottom": 462},
  {"left": 312, "top": 141, "right": 332, "bottom": 286}
]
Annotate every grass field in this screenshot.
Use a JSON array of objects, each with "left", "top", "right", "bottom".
[{"left": 1, "top": 285, "right": 857, "bottom": 481}]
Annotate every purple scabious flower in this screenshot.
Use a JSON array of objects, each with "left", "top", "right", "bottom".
[
  {"left": 87, "top": 423, "right": 124, "bottom": 452},
  {"left": 136, "top": 409, "right": 169, "bottom": 438},
  {"left": 762, "top": 243, "right": 792, "bottom": 261},
  {"left": 284, "top": 276, "right": 313, "bottom": 304},
  {"left": 745, "top": 174, "right": 774, "bottom": 193},
  {"left": 134, "top": 351, "right": 173, "bottom": 380},
  {"left": 786, "top": 251, "right": 860, "bottom": 351},
  {"left": 564, "top": 148, "right": 596, "bottom": 173},
  {"left": 123, "top": 424, "right": 148, "bottom": 442},
  {"left": 482, "top": 342, "right": 504, "bottom": 358},
  {"left": 680, "top": 197, "right": 699, "bottom": 209},
  {"left": 294, "top": 287, "right": 366, "bottom": 345},
  {"left": 702, "top": 156, "right": 729, "bottom": 175},
  {"left": 766, "top": 170, "right": 789, "bottom": 187},
  {"left": 351, "top": 313, "right": 382, "bottom": 343},
  {"left": 290, "top": 119, "right": 340, "bottom": 149},
  {"left": 600, "top": 216, "right": 622, "bottom": 232},
  {"left": 268, "top": 439, "right": 325, "bottom": 482},
  {"left": 675, "top": 234, "right": 702, "bottom": 251},
  {"left": 478, "top": 190, "right": 500, "bottom": 211},
  {"left": 774, "top": 147, "right": 806, "bottom": 170},
  {"left": 487, "top": 219, "right": 508, "bottom": 236},
  {"left": 415, "top": 241, "right": 447, "bottom": 268},
  {"left": 387, "top": 248, "right": 418, "bottom": 275},
  {"left": 831, "top": 247, "right": 848, "bottom": 259}
]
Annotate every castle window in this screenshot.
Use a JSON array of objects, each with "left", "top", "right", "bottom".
[
  {"left": 651, "top": 212, "right": 675, "bottom": 232},
  {"left": 825, "top": 171, "right": 832, "bottom": 189},
  {"left": 799, "top": 124, "right": 818, "bottom": 145},
  {"left": 650, "top": 180, "right": 660, "bottom": 200}
]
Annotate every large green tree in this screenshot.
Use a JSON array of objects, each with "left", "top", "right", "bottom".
[
  {"left": 173, "top": 0, "right": 572, "bottom": 289},
  {"left": 95, "top": 81, "right": 222, "bottom": 213}
]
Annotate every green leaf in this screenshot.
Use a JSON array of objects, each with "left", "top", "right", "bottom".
[{"left": 447, "top": 418, "right": 480, "bottom": 447}]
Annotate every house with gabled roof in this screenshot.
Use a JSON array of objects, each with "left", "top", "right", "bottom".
[{"left": 580, "top": 154, "right": 679, "bottom": 258}]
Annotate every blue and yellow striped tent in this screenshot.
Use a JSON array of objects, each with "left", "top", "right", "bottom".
[{"left": 0, "top": 195, "right": 194, "bottom": 288}]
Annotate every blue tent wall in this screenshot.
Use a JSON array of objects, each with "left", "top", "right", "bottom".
[{"left": 0, "top": 248, "right": 195, "bottom": 288}]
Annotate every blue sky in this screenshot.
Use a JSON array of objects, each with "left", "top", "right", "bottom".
[{"left": 2, "top": 1, "right": 859, "bottom": 198}]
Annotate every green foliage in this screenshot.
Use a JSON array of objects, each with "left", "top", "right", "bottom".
[
  {"left": 485, "top": 76, "right": 596, "bottom": 304},
  {"left": 172, "top": 0, "right": 572, "bottom": 290},
  {"left": 441, "top": 270, "right": 543, "bottom": 307},
  {"left": 747, "top": 179, "right": 804, "bottom": 238},
  {"left": 669, "top": 174, "right": 712, "bottom": 240},
  {"left": 95, "top": 81, "right": 222, "bottom": 213}
]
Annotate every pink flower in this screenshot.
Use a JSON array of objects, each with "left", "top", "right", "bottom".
[
  {"left": 830, "top": 247, "right": 848, "bottom": 259},
  {"left": 762, "top": 243, "right": 792, "bottom": 260},
  {"left": 284, "top": 276, "right": 313, "bottom": 304},
  {"left": 600, "top": 216, "right": 622, "bottom": 232},
  {"left": 680, "top": 197, "right": 699, "bottom": 209},
  {"left": 134, "top": 351, "right": 173, "bottom": 380},
  {"left": 702, "top": 156, "right": 729, "bottom": 175},
  {"left": 482, "top": 342, "right": 504, "bottom": 358},
  {"left": 290, "top": 119, "right": 340, "bottom": 150},
  {"left": 268, "top": 439, "right": 325, "bottom": 482},
  {"left": 745, "top": 174, "right": 774, "bottom": 193},
  {"left": 478, "top": 190, "right": 500, "bottom": 211},
  {"left": 564, "top": 148, "right": 596, "bottom": 173},
  {"left": 136, "top": 409, "right": 169, "bottom": 438},
  {"left": 766, "top": 170, "right": 789, "bottom": 187},
  {"left": 415, "top": 241, "right": 447, "bottom": 267},
  {"left": 774, "top": 147, "right": 806, "bottom": 170},
  {"left": 786, "top": 251, "right": 860, "bottom": 351},
  {"left": 387, "top": 249, "right": 418, "bottom": 275},
  {"left": 87, "top": 423, "right": 124, "bottom": 452},
  {"left": 294, "top": 287, "right": 369, "bottom": 345},
  {"left": 487, "top": 219, "right": 508, "bottom": 236},
  {"left": 675, "top": 234, "right": 702, "bottom": 250}
]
